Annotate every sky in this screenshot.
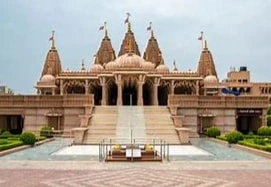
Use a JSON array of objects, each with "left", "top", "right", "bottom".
[{"left": 0, "top": 0, "right": 271, "bottom": 94}]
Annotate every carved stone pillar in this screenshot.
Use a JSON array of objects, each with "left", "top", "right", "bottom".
[
  {"left": 52, "top": 87, "right": 55, "bottom": 95},
  {"left": 116, "top": 74, "right": 122, "bottom": 106},
  {"left": 137, "top": 82, "right": 143, "bottom": 105},
  {"left": 100, "top": 77, "right": 107, "bottom": 105},
  {"left": 170, "top": 80, "right": 175, "bottom": 95},
  {"left": 84, "top": 79, "right": 89, "bottom": 95},
  {"left": 196, "top": 80, "right": 199, "bottom": 95},
  {"left": 60, "top": 80, "right": 64, "bottom": 95},
  {"left": 153, "top": 77, "right": 160, "bottom": 105}
]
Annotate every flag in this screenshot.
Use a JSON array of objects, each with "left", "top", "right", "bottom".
[
  {"left": 49, "top": 36, "right": 53, "bottom": 41},
  {"left": 126, "top": 12, "right": 131, "bottom": 17},
  {"left": 147, "top": 25, "right": 151, "bottom": 31},
  {"left": 198, "top": 31, "right": 203, "bottom": 40},
  {"left": 99, "top": 25, "right": 104, "bottom": 30}
]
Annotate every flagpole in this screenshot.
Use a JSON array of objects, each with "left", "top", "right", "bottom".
[{"left": 201, "top": 31, "right": 204, "bottom": 49}]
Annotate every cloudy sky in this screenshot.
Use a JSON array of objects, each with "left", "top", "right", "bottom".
[{"left": 0, "top": 0, "right": 271, "bottom": 94}]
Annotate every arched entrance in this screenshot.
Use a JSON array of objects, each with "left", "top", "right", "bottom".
[
  {"left": 143, "top": 80, "right": 152, "bottom": 105},
  {"left": 174, "top": 85, "right": 193, "bottom": 94},
  {"left": 66, "top": 85, "right": 85, "bottom": 94},
  {"left": 158, "top": 86, "right": 168, "bottom": 105},
  {"left": 122, "top": 85, "right": 137, "bottom": 105},
  {"left": 107, "top": 80, "right": 117, "bottom": 105},
  {"left": 93, "top": 86, "right": 102, "bottom": 105}
]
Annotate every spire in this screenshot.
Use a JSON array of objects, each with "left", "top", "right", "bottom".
[
  {"left": 95, "top": 24, "right": 116, "bottom": 66},
  {"left": 204, "top": 39, "right": 208, "bottom": 49},
  {"left": 143, "top": 22, "right": 162, "bottom": 67},
  {"left": 173, "top": 59, "right": 178, "bottom": 71},
  {"left": 197, "top": 39, "right": 217, "bottom": 77},
  {"left": 118, "top": 13, "right": 140, "bottom": 56},
  {"left": 49, "top": 30, "right": 55, "bottom": 49},
  {"left": 40, "top": 31, "right": 62, "bottom": 78},
  {"left": 81, "top": 59, "right": 86, "bottom": 71}
]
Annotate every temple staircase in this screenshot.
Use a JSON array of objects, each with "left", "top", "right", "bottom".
[
  {"left": 82, "top": 106, "right": 179, "bottom": 144},
  {"left": 144, "top": 106, "right": 180, "bottom": 144}
]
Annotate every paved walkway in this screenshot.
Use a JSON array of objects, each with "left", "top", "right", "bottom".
[
  {"left": 0, "top": 160, "right": 271, "bottom": 186},
  {"left": 1, "top": 138, "right": 271, "bottom": 186}
]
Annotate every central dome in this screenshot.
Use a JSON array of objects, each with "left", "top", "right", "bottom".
[
  {"left": 105, "top": 53, "right": 155, "bottom": 70},
  {"left": 115, "top": 53, "right": 144, "bottom": 68}
]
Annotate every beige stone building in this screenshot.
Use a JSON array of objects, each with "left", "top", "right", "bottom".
[{"left": 0, "top": 20, "right": 269, "bottom": 143}]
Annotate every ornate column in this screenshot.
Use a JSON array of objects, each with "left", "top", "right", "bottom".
[
  {"left": 116, "top": 74, "right": 123, "bottom": 106},
  {"left": 170, "top": 80, "right": 175, "bottom": 95},
  {"left": 100, "top": 77, "right": 107, "bottom": 105},
  {"left": 84, "top": 79, "right": 89, "bottom": 95},
  {"left": 153, "top": 77, "right": 160, "bottom": 105},
  {"left": 137, "top": 82, "right": 143, "bottom": 105},
  {"left": 196, "top": 80, "right": 199, "bottom": 95},
  {"left": 60, "top": 80, "right": 64, "bottom": 95},
  {"left": 137, "top": 75, "right": 145, "bottom": 106},
  {"left": 52, "top": 87, "right": 55, "bottom": 95}
]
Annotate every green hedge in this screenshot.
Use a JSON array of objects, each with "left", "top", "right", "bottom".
[
  {"left": 0, "top": 131, "right": 11, "bottom": 139},
  {"left": 0, "top": 140, "right": 24, "bottom": 151},
  {"left": 20, "top": 132, "right": 36, "bottom": 145},
  {"left": 239, "top": 140, "right": 271, "bottom": 152},
  {"left": 207, "top": 126, "right": 221, "bottom": 138},
  {"left": 257, "top": 126, "right": 271, "bottom": 136},
  {"left": 40, "top": 126, "right": 53, "bottom": 138},
  {"left": 226, "top": 131, "right": 243, "bottom": 144}
]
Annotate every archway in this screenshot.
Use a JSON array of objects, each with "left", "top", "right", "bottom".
[
  {"left": 158, "top": 86, "right": 168, "bottom": 105},
  {"left": 0, "top": 115, "right": 24, "bottom": 134},
  {"left": 122, "top": 85, "right": 137, "bottom": 105},
  {"left": 91, "top": 86, "right": 102, "bottom": 105},
  {"left": 66, "top": 85, "right": 85, "bottom": 94},
  {"left": 143, "top": 80, "right": 152, "bottom": 105},
  {"left": 174, "top": 85, "right": 193, "bottom": 94},
  {"left": 107, "top": 80, "right": 117, "bottom": 105}
]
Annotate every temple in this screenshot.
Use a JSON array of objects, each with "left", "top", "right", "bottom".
[{"left": 0, "top": 19, "right": 270, "bottom": 144}]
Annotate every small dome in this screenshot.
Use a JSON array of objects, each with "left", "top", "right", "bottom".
[
  {"left": 115, "top": 53, "right": 144, "bottom": 69},
  {"left": 142, "top": 61, "right": 155, "bottom": 70},
  {"left": 105, "top": 61, "right": 118, "bottom": 70},
  {"left": 204, "top": 75, "right": 218, "bottom": 85},
  {"left": 156, "top": 64, "right": 169, "bottom": 73},
  {"left": 40, "top": 74, "right": 55, "bottom": 83},
  {"left": 90, "top": 64, "right": 104, "bottom": 72}
]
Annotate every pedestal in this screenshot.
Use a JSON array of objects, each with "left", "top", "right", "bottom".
[
  {"left": 175, "top": 128, "right": 191, "bottom": 144},
  {"left": 72, "top": 127, "right": 88, "bottom": 144}
]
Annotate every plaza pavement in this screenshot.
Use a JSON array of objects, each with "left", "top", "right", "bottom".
[{"left": 0, "top": 160, "right": 271, "bottom": 186}]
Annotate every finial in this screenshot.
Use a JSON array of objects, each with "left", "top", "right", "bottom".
[
  {"left": 81, "top": 59, "right": 85, "bottom": 71},
  {"left": 104, "top": 21, "right": 108, "bottom": 37},
  {"left": 125, "top": 12, "right": 131, "bottom": 32},
  {"left": 204, "top": 40, "right": 208, "bottom": 49},
  {"left": 49, "top": 30, "right": 55, "bottom": 49},
  {"left": 147, "top": 21, "right": 153, "bottom": 37},
  {"left": 173, "top": 59, "right": 178, "bottom": 71}
]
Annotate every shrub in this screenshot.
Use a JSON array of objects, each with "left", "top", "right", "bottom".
[
  {"left": 267, "top": 106, "right": 271, "bottom": 115},
  {"left": 207, "top": 126, "right": 221, "bottom": 138},
  {"left": 267, "top": 116, "right": 271, "bottom": 127},
  {"left": 20, "top": 132, "right": 36, "bottom": 145},
  {"left": 254, "top": 138, "right": 266, "bottom": 145},
  {"left": 0, "top": 129, "right": 2, "bottom": 135},
  {"left": 0, "top": 139, "right": 9, "bottom": 145},
  {"left": 0, "top": 141, "right": 24, "bottom": 151},
  {"left": 40, "top": 126, "right": 53, "bottom": 138},
  {"left": 257, "top": 126, "right": 271, "bottom": 136},
  {"left": 0, "top": 131, "right": 11, "bottom": 138},
  {"left": 226, "top": 131, "right": 243, "bottom": 144}
]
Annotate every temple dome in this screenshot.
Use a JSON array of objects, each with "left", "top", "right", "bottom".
[
  {"left": 142, "top": 61, "right": 155, "bottom": 70},
  {"left": 105, "top": 60, "right": 118, "bottom": 70},
  {"left": 203, "top": 75, "right": 218, "bottom": 85},
  {"left": 156, "top": 64, "right": 169, "bottom": 73},
  {"left": 40, "top": 74, "right": 55, "bottom": 83},
  {"left": 90, "top": 64, "right": 104, "bottom": 72},
  {"left": 114, "top": 53, "right": 144, "bottom": 69}
]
